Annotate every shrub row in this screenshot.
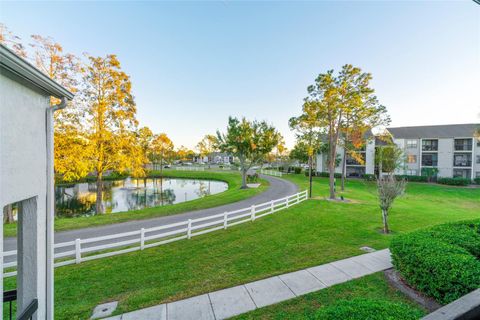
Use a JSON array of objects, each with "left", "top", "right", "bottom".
[
  {"left": 437, "top": 177, "right": 472, "bottom": 186},
  {"left": 305, "top": 171, "right": 342, "bottom": 178},
  {"left": 312, "top": 298, "right": 424, "bottom": 320},
  {"left": 390, "top": 219, "right": 480, "bottom": 304}
]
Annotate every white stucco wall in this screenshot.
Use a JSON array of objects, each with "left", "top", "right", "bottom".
[
  {"left": 365, "top": 140, "right": 375, "bottom": 174},
  {"left": 1, "top": 72, "right": 49, "bottom": 319}
]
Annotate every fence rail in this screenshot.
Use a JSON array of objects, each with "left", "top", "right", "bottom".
[
  {"left": 260, "top": 169, "right": 283, "bottom": 177},
  {"left": 3, "top": 190, "right": 308, "bottom": 277},
  {"left": 174, "top": 166, "right": 205, "bottom": 171}
]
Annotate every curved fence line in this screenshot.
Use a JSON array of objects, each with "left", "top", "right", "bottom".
[
  {"left": 260, "top": 169, "right": 283, "bottom": 177},
  {"left": 3, "top": 189, "right": 308, "bottom": 278}
]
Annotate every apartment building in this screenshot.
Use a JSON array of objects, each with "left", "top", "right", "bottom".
[
  {"left": 388, "top": 123, "right": 480, "bottom": 179},
  {"left": 315, "top": 123, "right": 480, "bottom": 179}
]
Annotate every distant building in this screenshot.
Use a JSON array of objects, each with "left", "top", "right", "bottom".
[
  {"left": 388, "top": 124, "right": 479, "bottom": 179},
  {"left": 315, "top": 123, "right": 480, "bottom": 179},
  {"left": 193, "top": 152, "right": 233, "bottom": 165}
]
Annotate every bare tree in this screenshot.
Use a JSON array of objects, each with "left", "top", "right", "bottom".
[{"left": 377, "top": 175, "right": 406, "bottom": 234}]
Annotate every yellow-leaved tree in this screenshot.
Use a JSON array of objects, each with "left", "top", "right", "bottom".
[
  {"left": 28, "top": 35, "right": 91, "bottom": 183},
  {"left": 196, "top": 134, "right": 218, "bottom": 168},
  {"left": 151, "top": 133, "right": 174, "bottom": 174},
  {"left": 81, "top": 54, "right": 139, "bottom": 214}
]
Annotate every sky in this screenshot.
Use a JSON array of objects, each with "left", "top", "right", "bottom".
[{"left": 1, "top": 1, "right": 479, "bottom": 149}]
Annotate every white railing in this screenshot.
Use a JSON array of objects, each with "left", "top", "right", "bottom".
[
  {"left": 174, "top": 166, "right": 205, "bottom": 171},
  {"left": 2, "top": 190, "right": 308, "bottom": 277},
  {"left": 260, "top": 169, "right": 283, "bottom": 177}
]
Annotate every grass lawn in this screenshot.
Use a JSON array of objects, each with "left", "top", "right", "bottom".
[
  {"left": 232, "top": 272, "right": 426, "bottom": 319},
  {"left": 3, "top": 170, "right": 268, "bottom": 237},
  {"left": 3, "top": 175, "right": 479, "bottom": 319}
]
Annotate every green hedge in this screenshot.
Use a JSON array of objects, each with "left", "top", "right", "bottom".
[
  {"left": 395, "top": 175, "right": 428, "bottom": 182},
  {"left": 312, "top": 298, "right": 423, "bottom": 320},
  {"left": 475, "top": 177, "right": 480, "bottom": 185},
  {"left": 437, "top": 177, "right": 472, "bottom": 186},
  {"left": 390, "top": 219, "right": 480, "bottom": 304}
]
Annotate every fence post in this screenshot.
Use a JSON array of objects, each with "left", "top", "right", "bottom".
[
  {"left": 140, "top": 228, "right": 145, "bottom": 250},
  {"left": 251, "top": 205, "right": 256, "bottom": 221},
  {"left": 270, "top": 200, "right": 274, "bottom": 213},
  {"left": 187, "top": 219, "right": 192, "bottom": 239},
  {"left": 224, "top": 212, "right": 228, "bottom": 229},
  {"left": 286, "top": 197, "right": 290, "bottom": 208},
  {"left": 297, "top": 192, "right": 300, "bottom": 203},
  {"left": 75, "top": 238, "right": 81, "bottom": 264}
]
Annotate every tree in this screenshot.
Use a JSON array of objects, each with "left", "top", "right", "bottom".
[
  {"left": 289, "top": 103, "right": 323, "bottom": 198},
  {"left": 27, "top": 35, "right": 89, "bottom": 183},
  {"left": 289, "top": 141, "right": 309, "bottom": 164},
  {"left": 0, "top": 23, "right": 27, "bottom": 57},
  {"left": 377, "top": 175, "right": 406, "bottom": 234},
  {"left": 196, "top": 134, "right": 218, "bottom": 168},
  {"left": 305, "top": 64, "right": 388, "bottom": 199},
  {"left": 151, "top": 133, "right": 174, "bottom": 173},
  {"left": 137, "top": 126, "right": 154, "bottom": 170},
  {"left": 80, "top": 54, "right": 138, "bottom": 214},
  {"left": 216, "top": 117, "right": 280, "bottom": 189},
  {"left": 375, "top": 144, "right": 404, "bottom": 176},
  {"left": 175, "top": 146, "right": 194, "bottom": 162}
]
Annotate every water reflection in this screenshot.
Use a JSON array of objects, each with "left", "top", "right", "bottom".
[{"left": 55, "top": 177, "right": 228, "bottom": 218}]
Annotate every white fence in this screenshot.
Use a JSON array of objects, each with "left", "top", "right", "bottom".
[
  {"left": 3, "top": 190, "right": 308, "bottom": 277},
  {"left": 260, "top": 169, "right": 283, "bottom": 177},
  {"left": 174, "top": 166, "right": 205, "bottom": 171}
]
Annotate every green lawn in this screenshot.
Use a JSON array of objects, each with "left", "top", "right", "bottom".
[
  {"left": 232, "top": 273, "right": 426, "bottom": 319},
  {"left": 3, "top": 170, "right": 268, "bottom": 237},
  {"left": 4, "top": 175, "right": 479, "bottom": 319}
]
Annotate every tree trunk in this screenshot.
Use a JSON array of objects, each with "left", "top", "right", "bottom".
[
  {"left": 160, "top": 157, "right": 163, "bottom": 176},
  {"left": 382, "top": 209, "right": 389, "bottom": 234},
  {"left": 308, "top": 155, "right": 313, "bottom": 198},
  {"left": 3, "top": 204, "right": 14, "bottom": 223},
  {"left": 241, "top": 168, "right": 248, "bottom": 189},
  {"left": 96, "top": 173, "right": 104, "bottom": 214},
  {"left": 341, "top": 147, "right": 346, "bottom": 191}
]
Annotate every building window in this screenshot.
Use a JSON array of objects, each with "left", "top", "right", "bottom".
[
  {"left": 422, "top": 139, "right": 438, "bottom": 151},
  {"left": 422, "top": 153, "right": 438, "bottom": 166},
  {"left": 454, "top": 139, "right": 472, "bottom": 151},
  {"left": 477, "top": 155, "right": 480, "bottom": 164},
  {"left": 453, "top": 169, "right": 471, "bottom": 179},
  {"left": 476, "top": 172, "right": 480, "bottom": 178},
  {"left": 407, "top": 155, "right": 417, "bottom": 163},
  {"left": 346, "top": 153, "right": 366, "bottom": 166},
  {"left": 407, "top": 140, "right": 417, "bottom": 148},
  {"left": 453, "top": 153, "right": 472, "bottom": 167}
]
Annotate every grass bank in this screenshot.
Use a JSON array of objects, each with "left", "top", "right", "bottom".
[
  {"left": 3, "top": 170, "right": 268, "bottom": 237},
  {"left": 4, "top": 175, "right": 478, "bottom": 319}
]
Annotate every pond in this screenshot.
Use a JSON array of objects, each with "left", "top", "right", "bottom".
[{"left": 55, "top": 177, "right": 228, "bottom": 218}]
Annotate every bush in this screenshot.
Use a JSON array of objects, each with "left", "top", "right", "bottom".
[
  {"left": 312, "top": 298, "right": 423, "bottom": 320},
  {"left": 246, "top": 173, "right": 258, "bottom": 183},
  {"left": 475, "top": 177, "right": 480, "bottom": 185},
  {"left": 437, "top": 177, "right": 472, "bottom": 186},
  {"left": 390, "top": 219, "right": 480, "bottom": 304},
  {"left": 395, "top": 175, "right": 428, "bottom": 182},
  {"left": 314, "top": 171, "right": 342, "bottom": 178},
  {"left": 363, "top": 174, "right": 376, "bottom": 181},
  {"left": 293, "top": 167, "right": 302, "bottom": 174}
]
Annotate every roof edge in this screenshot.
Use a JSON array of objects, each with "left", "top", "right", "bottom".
[{"left": 0, "top": 44, "right": 74, "bottom": 100}]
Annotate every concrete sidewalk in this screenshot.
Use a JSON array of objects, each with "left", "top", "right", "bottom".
[{"left": 101, "top": 249, "right": 393, "bottom": 320}]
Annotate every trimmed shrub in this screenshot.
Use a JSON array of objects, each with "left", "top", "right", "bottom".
[
  {"left": 390, "top": 219, "right": 480, "bottom": 304},
  {"left": 475, "top": 177, "right": 480, "bottom": 185},
  {"left": 363, "top": 174, "right": 376, "bottom": 181},
  {"left": 246, "top": 173, "right": 258, "bottom": 183},
  {"left": 293, "top": 167, "right": 302, "bottom": 174},
  {"left": 312, "top": 298, "right": 423, "bottom": 320},
  {"left": 437, "top": 177, "right": 472, "bottom": 186},
  {"left": 315, "top": 171, "right": 342, "bottom": 178},
  {"left": 395, "top": 175, "right": 428, "bottom": 182}
]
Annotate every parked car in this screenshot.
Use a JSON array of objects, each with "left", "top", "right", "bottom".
[{"left": 164, "top": 164, "right": 171, "bottom": 168}]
